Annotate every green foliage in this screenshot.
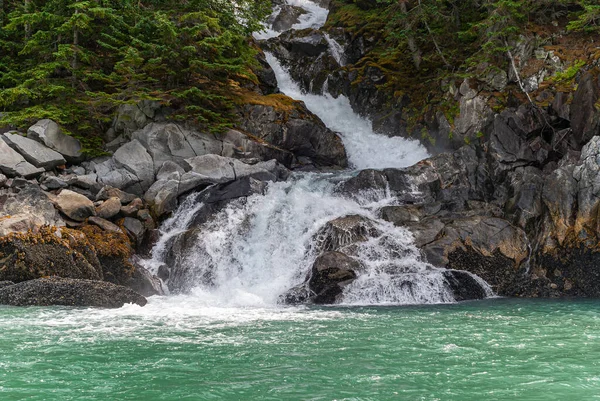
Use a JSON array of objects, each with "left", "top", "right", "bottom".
[
  {"left": 0, "top": 0, "right": 271, "bottom": 144},
  {"left": 552, "top": 60, "right": 587, "bottom": 83},
  {"left": 567, "top": 3, "right": 600, "bottom": 32}
]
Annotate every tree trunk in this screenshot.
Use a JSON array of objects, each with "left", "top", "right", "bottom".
[{"left": 399, "top": 1, "right": 421, "bottom": 70}]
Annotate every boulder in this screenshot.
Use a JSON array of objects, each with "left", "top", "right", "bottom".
[
  {"left": 2, "top": 132, "right": 66, "bottom": 169},
  {"left": 308, "top": 251, "right": 359, "bottom": 304},
  {"left": 238, "top": 101, "right": 347, "bottom": 168},
  {"left": 54, "top": 189, "right": 96, "bottom": 221},
  {"left": 95, "top": 197, "right": 122, "bottom": 219},
  {"left": 122, "top": 217, "right": 145, "bottom": 246},
  {"left": 0, "top": 228, "right": 103, "bottom": 283},
  {"left": 27, "top": 119, "right": 83, "bottom": 162},
  {"left": 113, "top": 140, "right": 155, "bottom": 192},
  {"left": 144, "top": 179, "right": 179, "bottom": 217},
  {"left": 126, "top": 262, "right": 165, "bottom": 297},
  {"left": 313, "top": 215, "right": 379, "bottom": 253},
  {"left": 0, "top": 277, "right": 146, "bottom": 308},
  {"left": 0, "top": 186, "right": 65, "bottom": 236},
  {"left": 0, "top": 139, "right": 45, "bottom": 178},
  {"left": 270, "top": 5, "right": 306, "bottom": 32}
]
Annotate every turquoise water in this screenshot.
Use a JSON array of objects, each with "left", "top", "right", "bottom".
[{"left": 1, "top": 297, "right": 599, "bottom": 400}]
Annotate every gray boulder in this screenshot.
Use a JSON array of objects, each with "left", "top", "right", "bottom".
[
  {"left": 0, "top": 139, "right": 45, "bottom": 178},
  {"left": 113, "top": 140, "right": 155, "bottom": 192},
  {"left": 27, "top": 119, "right": 83, "bottom": 162},
  {"left": 0, "top": 277, "right": 147, "bottom": 307},
  {"left": 0, "top": 186, "right": 65, "bottom": 236},
  {"left": 2, "top": 132, "right": 66, "bottom": 169}
]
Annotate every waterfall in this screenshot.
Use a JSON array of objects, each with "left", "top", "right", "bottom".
[
  {"left": 143, "top": 0, "right": 492, "bottom": 306},
  {"left": 265, "top": 53, "right": 429, "bottom": 170}
]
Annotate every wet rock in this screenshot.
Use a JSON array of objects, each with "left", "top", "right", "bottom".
[
  {"left": 0, "top": 277, "right": 146, "bottom": 308},
  {"left": 27, "top": 119, "right": 83, "bottom": 162},
  {"left": 2, "top": 132, "right": 66, "bottom": 169},
  {"left": 54, "top": 189, "right": 96, "bottom": 221},
  {"left": 0, "top": 228, "right": 103, "bottom": 283},
  {"left": 41, "top": 175, "right": 68, "bottom": 190},
  {"left": 308, "top": 251, "right": 359, "bottom": 304},
  {"left": 238, "top": 102, "right": 347, "bottom": 168},
  {"left": 313, "top": 215, "right": 380, "bottom": 253},
  {"left": 442, "top": 270, "right": 489, "bottom": 301},
  {"left": 271, "top": 5, "right": 306, "bottom": 32},
  {"left": 126, "top": 262, "right": 164, "bottom": 297}
]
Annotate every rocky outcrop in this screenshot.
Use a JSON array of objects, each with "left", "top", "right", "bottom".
[
  {"left": 3, "top": 132, "right": 66, "bottom": 169},
  {"left": 237, "top": 99, "right": 347, "bottom": 169},
  {"left": 0, "top": 277, "right": 147, "bottom": 307},
  {"left": 0, "top": 227, "right": 103, "bottom": 283},
  {"left": 27, "top": 119, "right": 83, "bottom": 162}
]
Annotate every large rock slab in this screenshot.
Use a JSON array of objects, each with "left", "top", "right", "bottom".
[
  {"left": 27, "top": 119, "right": 83, "bottom": 162},
  {"left": 113, "top": 140, "right": 155, "bottom": 192},
  {"left": 0, "top": 139, "right": 44, "bottom": 178},
  {"left": 0, "top": 277, "right": 146, "bottom": 307},
  {"left": 2, "top": 132, "right": 66, "bottom": 169},
  {"left": 54, "top": 189, "right": 96, "bottom": 221}
]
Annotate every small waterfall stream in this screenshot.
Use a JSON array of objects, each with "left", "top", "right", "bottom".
[{"left": 143, "top": 0, "right": 492, "bottom": 306}]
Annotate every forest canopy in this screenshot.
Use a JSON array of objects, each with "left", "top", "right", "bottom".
[{"left": 0, "top": 0, "right": 271, "bottom": 145}]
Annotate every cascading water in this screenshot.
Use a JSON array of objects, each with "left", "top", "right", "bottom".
[{"left": 144, "top": 0, "right": 492, "bottom": 306}]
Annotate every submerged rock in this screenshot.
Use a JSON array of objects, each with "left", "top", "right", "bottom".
[{"left": 0, "top": 277, "right": 147, "bottom": 307}]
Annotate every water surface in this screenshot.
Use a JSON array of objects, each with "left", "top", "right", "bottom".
[{"left": 1, "top": 297, "right": 599, "bottom": 400}]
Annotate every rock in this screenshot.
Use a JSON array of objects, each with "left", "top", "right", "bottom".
[
  {"left": 96, "top": 186, "right": 138, "bottom": 204},
  {"left": 0, "top": 186, "right": 65, "bottom": 236},
  {"left": 68, "top": 173, "right": 99, "bottom": 191},
  {"left": 27, "top": 119, "right": 83, "bottom": 162},
  {"left": 126, "top": 262, "right": 165, "bottom": 297},
  {"left": 313, "top": 215, "right": 379, "bottom": 253},
  {"left": 0, "top": 277, "right": 146, "bottom": 308},
  {"left": 2, "top": 132, "right": 66, "bottom": 169},
  {"left": 144, "top": 179, "right": 179, "bottom": 217},
  {"left": 270, "top": 5, "right": 306, "bottom": 32},
  {"left": 78, "top": 224, "right": 135, "bottom": 286},
  {"left": 443, "top": 270, "right": 489, "bottom": 301},
  {"left": 453, "top": 79, "right": 493, "bottom": 143},
  {"left": 54, "top": 189, "right": 96, "bottom": 221},
  {"left": 156, "top": 160, "right": 184, "bottom": 181},
  {"left": 0, "top": 281, "right": 14, "bottom": 289},
  {"left": 308, "top": 251, "right": 359, "bottom": 304},
  {"left": 95, "top": 197, "right": 122, "bottom": 219},
  {"left": 422, "top": 217, "right": 529, "bottom": 294},
  {"left": 42, "top": 175, "right": 68, "bottom": 189},
  {"left": 0, "top": 139, "right": 45, "bottom": 178},
  {"left": 238, "top": 102, "right": 347, "bottom": 168},
  {"left": 122, "top": 217, "right": 145, "bottom": 246},
  {"left": 120, "top": 198, "right": 144, "bottom": 217},
  {"left": 113, "top": 140, "right": 155, "bottom": 192},
  {"left": 0, "top": 228, "right": 103, "bottom": 283},
  {"left": 570, "top": 72, "right": 600, "bottom": 146},
  {"left": 0, "top": 173, "right": 6, "bottom": 187},
  {"left": 96, "top": 158, "right": 140, "bottom": 193},
  {"left": 88, "top": 216, "right": 123, "bottom": 233},
  {"left": 111, "top": 101, "right": 161, "bottom": 139}
]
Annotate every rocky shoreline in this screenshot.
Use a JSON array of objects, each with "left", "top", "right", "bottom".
[{"left": 2, "top": 0, "right": 600, "bottom": 307}]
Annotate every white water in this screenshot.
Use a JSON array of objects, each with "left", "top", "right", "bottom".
[
  {"left": 149, "top": 174, "right": 482, "bottom": 306},
  {"left": 141, "top": 0, "right": 491, "bottom": 308},
  {"left": 266, "top": 53, "right": 429, "bottom": 170}
]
